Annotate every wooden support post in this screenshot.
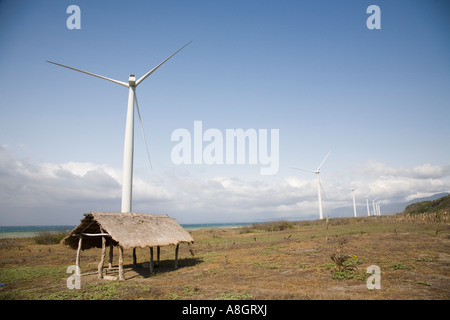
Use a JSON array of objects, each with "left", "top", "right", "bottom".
[
  {"left": 75, "top": 235, "right": 83, "bottom": 270},
  {"left": 149, "top": 247, "right": 154, "bottom": 274},
  {"left": 118, "top": 245, "right": 124, "bottom": 281},
  {"left": 156, "top": 246, "right": 160, "bottom": 267},
  {"left": 108, "top": 239, "right": 113, "bottom": 269},
  {"left": 98, "top": 235, "right": 106, "bottom": 279},
  {"left": 174, "top": 243, "right": 179, "bottom": 269},
  {"left": 133, "top": 248, "right": 137, "bottom": 267}
]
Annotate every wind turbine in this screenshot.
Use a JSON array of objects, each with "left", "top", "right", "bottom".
[
  {"left": 352, "top": 188, "right": 357, "bottom": 218},
  {"left": 372, "top": 199, "right": 377, "bottom": 216},
  {"left": 365, "top": 195, "right": 370, "bottom": 216},
  {"left": 47, "top": 42, "right": 191, "bottom": 213},
  {"left": 376, "top": 200, "right": 382, "bottom": 216},
  {"left": 292, "top": 151, "right": 331, "bottom": 220}
]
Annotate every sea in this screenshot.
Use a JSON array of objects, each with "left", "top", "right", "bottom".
[{"left": 0, "top": 223, "right": 253, "bottom": 239}]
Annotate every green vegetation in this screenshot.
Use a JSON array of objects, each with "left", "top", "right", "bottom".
[
  {"left": 331, "top": 269, "right": 366, "bottom": 281},
  {"left": 0, "top": 265, "right": 65, "bottom": 283},
  {"left": 246, "top": 220, "right": 295, "bottom": 232},
  {"left": 403, "top": 195, "right": 450, "bottom": 218},
  {"left": 33, "top": 231, "right": 69, "bottom": 245},
  {"left": 389, "top": 263, "right": 415, "bottom": 271},
  {"left": 215, "top": 292, "right": 252, "bottom": 300}
]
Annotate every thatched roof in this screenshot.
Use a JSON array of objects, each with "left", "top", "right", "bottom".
[{"left": 61, "top": 212, "right": 194, "bottom": 250}]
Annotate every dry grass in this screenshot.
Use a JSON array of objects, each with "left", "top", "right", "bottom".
[{"left": 1, "top": 215, "right": 449, "bottom": 300}]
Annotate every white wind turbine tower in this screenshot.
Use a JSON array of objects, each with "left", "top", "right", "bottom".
[
  {"left": 292, "top": 151, "right": 331, "bottom": 220},
  {"left": 47, "top": 42, "right": 191, "bottom": 213},
  {"left": 365, "top": 195, "right": 370, "bottom": 216},
  {"left": 376, "top": 201, "right": 382, "bottom": 216},
  {"left": 372, "top": 199, "right": 377, "bottom": 216},
  {"left": 352, "top": 188, "right": 357, "bottom": 218}
]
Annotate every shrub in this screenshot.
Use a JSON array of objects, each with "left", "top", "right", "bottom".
[
  {"left": 251, "top": 221, "right": 294, "bottom": 232},
  {"left": 33, "top": 230, "right": 69, "bottom": 245}
]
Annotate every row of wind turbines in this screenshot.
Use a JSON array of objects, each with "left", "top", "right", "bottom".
[
  {"left": 292, "top": 152, "right": 383, "bottom": 220},
  {"left": 353, "top": 189, "right": 382, "bottom": 217}
]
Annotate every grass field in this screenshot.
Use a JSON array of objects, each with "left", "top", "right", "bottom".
[{"left": 0, "top": 214, "right": 449, "bottom": 300}]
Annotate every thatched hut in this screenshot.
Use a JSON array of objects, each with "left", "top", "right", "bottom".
[{"left": 61, "top": 212, "right": 194, "bottom": 280}]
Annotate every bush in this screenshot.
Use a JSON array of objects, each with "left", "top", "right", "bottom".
[
  {"left": 33, "top": 231, "right": 69, "bottom": 245},
  {"left": 251, "top": 221, "right": 295, "bottom": 232},
  {"left": 332, "top": 269, "right": 366, "bottom": 281}
]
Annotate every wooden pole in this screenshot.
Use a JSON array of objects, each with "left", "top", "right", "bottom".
[
  {"left": 75, "top": 235, "right": 83, "bottom": 269},
  {"left": 108, "top": 239, "right": 113, "bottom": 269},
  {"left": 98, "top": 235, "right": 106, "bottom": 279},
  {"left": 156, "top": 246, "right": 160, "bottom": 267},
  {"left": 133, "top": 248, "right": 137, "bottom": 267},
  {"left": 149, "top": 247, "right": 154, "bottom": 274},
  {"left": 174, "top": 243, "right": 179, "bottom": 269},
  {"left": 118, "top": 245, "right": 124, "bottom": 281}
]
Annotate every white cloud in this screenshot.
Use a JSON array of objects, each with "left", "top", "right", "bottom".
[
  {"left": 355, "top": 159, "right": 450, "bottom": 180},
  {"left": 367, "top": 176, "right": 447, "bottom": 202},
  {"left": 0, "top": 146, "right": 449, "bottom": 225}
]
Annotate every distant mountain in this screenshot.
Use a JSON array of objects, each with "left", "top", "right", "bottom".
[
  {"left": 388, "top": 192, "right": 450, "bottom": 214},
  {"left": 403, "top": 194, "right": 450, "bottom": 215},
  {"left": 329, "top": 192, "right": 450, "bottom": 218}
]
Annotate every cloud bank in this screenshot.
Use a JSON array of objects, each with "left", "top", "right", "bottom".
[{"left": 0, "top": 146, "right": 449, "bottom": 225}]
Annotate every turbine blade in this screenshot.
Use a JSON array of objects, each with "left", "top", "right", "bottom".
[
  {"left": 136, "top": 41, "right": 192, "bottom": 86},
  {"left": 317, "top": 150, "right": 331, "bottom": 170},
  {"left": 291, "top": 167, "right": 315, "bottom": 173},
  {"left": 46, "top": 60, "right": 129, "bottom": 87},
  {"left": 134, "top": 93, "right": 153, "bottom": 170}
]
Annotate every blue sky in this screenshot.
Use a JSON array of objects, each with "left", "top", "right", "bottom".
[{"left": 0, "top": 0, "right": 449, "bottom": 225}]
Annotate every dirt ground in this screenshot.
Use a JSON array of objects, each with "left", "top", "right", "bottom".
[{"left": 1, "top": 216, "right": 449, "bottom": 300}]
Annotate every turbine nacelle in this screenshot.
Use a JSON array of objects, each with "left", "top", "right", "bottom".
[{"left": 128, "top": 74, "right": 136, "bottom": 87}]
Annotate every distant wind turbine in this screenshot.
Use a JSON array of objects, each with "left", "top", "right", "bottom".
[
  {"left": 47, "top": 42, "right": 192, "bottom": 213},
  {"left": 372, "top": 199, "right": 377, "bottom": 216},
  {"left": 365, "top": 195, "right": 370, "bottom": 216},
  {"left": 292, "top": 151, "right": 331, "bottom": 220},
  {"left": 376, "top": 200, "right": 382, "bottom": 216},
  {"left": 352, "top": 188, "right": 357, "bottom": 218}
]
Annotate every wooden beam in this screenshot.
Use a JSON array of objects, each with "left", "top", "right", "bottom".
[
  {"left": 108, "top": 238, "right": 113, "bottom": 269},
  {"left": 79, "top": 271, "right": 99, "bottom": 276},
  {"left": 156, "top": 246, "right": 160, "bottom": 267},
  {"left": 98, "top": 235, "right": 106, "bottom": 279},
  {"left": 174, "top": 243, "right": 179, "bottom": 269},
  {"left": 118, "top": 246, "right": 124, "bottom": 281},
  {"left": 75, "top": 235, "right": 83, "bottom": 269},
  {"left": 149, "top": 247, "right": 154, "bottom": 274},
  {"left": 72, "top": 233, "right": 110, "bottom": 237}
]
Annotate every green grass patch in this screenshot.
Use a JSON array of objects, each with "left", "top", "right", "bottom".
[
  {"left": 215, "top": 292, "right": 252, "bottom": 300},
  {"left": 416, "top": 281, "right": 432, "bottom": 286},
  {"left": 389, "top": 263, "right": 415, "bottom": 271},
  {"left": 331, "top": 269, "right": 366, "bottom": 281},
  {"left": 0, "top": 265, "right": 66, "bottom": 283}
]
